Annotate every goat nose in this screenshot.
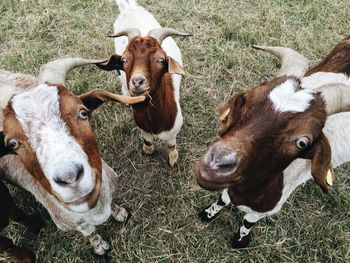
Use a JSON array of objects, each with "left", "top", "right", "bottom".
[
  {"left": 53, "top": 164, "right": 84, "bottom": 187},
  {"left": 131, "top": 76, "right": 145, "bottom": 88},
  {"left": 208, "top": 146, "right": 236, "bottom": 172}
]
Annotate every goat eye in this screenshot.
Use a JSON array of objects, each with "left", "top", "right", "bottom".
[
  {"left": 296, "top": 137, "right": 310, "bottom": 149},
  {"left": 79, "top": 109, "right": 89, "bottom": 119},
  {"left": 157, "top": 58, "right": 165, "bottom": 64},
  {"left": 121, "top": 57, "right": 127, "bottom": 65},
  {"left": 8, "top": 139, "right": 19, "bottom": 150}
]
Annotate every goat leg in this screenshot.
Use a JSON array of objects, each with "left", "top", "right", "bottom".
[
  {"left": 231, "top": 213, "right": 263, "bottom": 249},
  {"left": 199, "top": 189, "right": 231, "bottom": 222},
  {"left": 141, "top": 130, "right": 154, "bottom": 155},
  {"left": 77, "top": 223, "right": 110, "bottom": 256},
  {"left": 166, "top": 138, "right": 178, "bottom": 167}
]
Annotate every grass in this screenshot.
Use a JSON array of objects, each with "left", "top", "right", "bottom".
[{"left": 1, "top": 0, "right": 350, "bottom": 262}]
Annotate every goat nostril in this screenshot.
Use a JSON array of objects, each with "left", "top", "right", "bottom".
[
  {"left": 76, "top": 166, "right": 84, "bottom": 182},
  {"left": 54, "top": 177, "right": 69, "bottom": 186},
  {"left": 132, "top": 76, "right": 145, "bottom": 88}
]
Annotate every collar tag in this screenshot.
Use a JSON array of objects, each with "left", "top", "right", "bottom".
[
  {"left": 219, "top": 108, "right": 230, "bottom": 123},
  {"left": 326, "top": 167, "right": 334, "bottom": 186}
]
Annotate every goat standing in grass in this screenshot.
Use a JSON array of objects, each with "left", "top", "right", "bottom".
[
  {"left": 197, "top": 35, "right": 350, "bottom": 248},
  {"left": 97, "top": 0, "right": 191, "bottom": 166}
]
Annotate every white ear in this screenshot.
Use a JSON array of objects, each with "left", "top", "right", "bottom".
[{"left": 168, "top": 57, "right": 185, "bottom": 76}]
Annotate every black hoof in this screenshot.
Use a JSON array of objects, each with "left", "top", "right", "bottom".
[
  {"left": 198, "top": 208, "right": 217, "bottom": 223},
  {"left": 231, "top": 232, "right": 251, "bottom": 249}
]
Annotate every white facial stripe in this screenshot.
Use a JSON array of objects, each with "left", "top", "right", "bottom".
[
  {"left": 269, "top": 79, "right": 316, "bottom": 113},
  {"left": 301, "top": 72, "right": 350, "bottom": 90},
  {"left": 11, "top": 84, "right": 94, "bottom": 203}
]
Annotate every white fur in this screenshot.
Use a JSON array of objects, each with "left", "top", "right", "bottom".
[
  {"left": 114, "top": 0, "right": 183, "bottom": 142},
  {"left": 269, "top": 79, "right": 316, "bottom": 113},
  {"left": 11, "top": 84, "right": 94, "bottom": 206},
  {"left": 302, "top": 72, "right": 350, "bottom": 90}
]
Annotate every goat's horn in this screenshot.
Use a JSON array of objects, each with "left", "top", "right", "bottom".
[
  {"left": 108, "top": 28, "right": 141, "bottom": 40},
  {"left": 252, "top": 45, "right": 309, "bottom": 78},
  {"left": 316, "top": 83, "right": 350, "bottom": 115},
  {"left": 148, "top": 28, "right": 192, "bottom": 44},
  {"left": 39, "top": 58, "right": 108, "bottom": 85}
]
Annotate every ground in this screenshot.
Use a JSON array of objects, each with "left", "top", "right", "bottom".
[{"left": 0, "top": 0, "right": 349, "bottom": 262}]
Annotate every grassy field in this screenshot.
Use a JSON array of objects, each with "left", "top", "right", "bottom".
[{"left": 1, "top": 0, "right": 350, "bottom": 262}]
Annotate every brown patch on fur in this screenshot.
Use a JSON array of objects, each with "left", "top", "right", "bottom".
[
  {"left": 57, "top": 86, "right": 102, "bottom": 206},
  {"left": 3, "top": 103, "right": 52, "bottom": 193},
  {"left": 306, "top": 35, "right": 350, "bottom": 76}
]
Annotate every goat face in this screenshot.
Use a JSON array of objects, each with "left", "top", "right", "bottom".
[
  {"left": 196, "top": 76, "right": 331, "bottom": 193},
  {"left": 123, "top": 36, "right": 169, "bottom": 96},
  {"left": 2, "top": 83, "right": 144, "bottom": 212}
]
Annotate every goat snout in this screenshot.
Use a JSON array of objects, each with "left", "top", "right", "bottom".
[
  {"left": 54, "top": 164, "right": 84, "bottom": 186},
  {"left": 207, "top": 146, "right": 237, "bottom": 173},
  {"left": 132, "top": 75, "right": 145, "bottom": 88}
]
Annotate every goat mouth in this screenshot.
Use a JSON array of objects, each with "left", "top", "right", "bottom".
[
  {"left": 130, "top": 88, "right": 150, "bottom": 97},
  {"left": 195, "top": 165, "right": 235, "bottom": 191}
]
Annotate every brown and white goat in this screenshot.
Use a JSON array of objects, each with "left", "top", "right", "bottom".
[
  {"left": 96, "top": 0, "right": 191, "bottom": 166},
  {"left": 0, "top": 58, "right": 145, "bottom": 256},
  {"left": 197, "top": 35, "right": 350, "bottom": 248}
]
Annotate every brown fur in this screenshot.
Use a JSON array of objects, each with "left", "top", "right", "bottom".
[
  {"left": 125, "top": 37, "right": 178, "bottom": 134},
  {"left": 306, "top": 35, "right": 350, "bottom": 76}
]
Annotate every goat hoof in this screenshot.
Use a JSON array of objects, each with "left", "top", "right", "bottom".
[
  {"left": 231, "top": 232, "right": 251, "bottom": 249},
  {"left": 13, "top": 247, "right": 36, "bottom": 263},
  {"left": 168, "top": 150, "right": 178, "bottom": 167},
  {"left": 143, "top": 144, "right": 154, "bottom": 155},
  {"left": 93, "top": 240, "right": 110, "bottom": 256},
  {"left": 112, "top": 205, "right": 131, "bottom": 223},
  {"left": 198, "top": 208, "right": 217, "bottom": 222}
]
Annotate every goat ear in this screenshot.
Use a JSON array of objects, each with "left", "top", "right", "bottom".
[
  {"left": 95, "top": 55, "right": 123, "bottom": 71},
  {"left": 79, "top": 89, "right": 145, "bottom": 111},
  {"left": 167, "top": 56, "right": 185, "bottom": 75},
  {"left": 302, "top": 132, "right": 332, "bottom": 193}
]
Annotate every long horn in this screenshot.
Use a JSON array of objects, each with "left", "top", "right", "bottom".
[
  {"left": 108, "top": 28, "right": 141, "bottom": 40},
  {"left": 252, "top": 45, "right": 309, "bottom": 78},
  {"left": 148, "top": 28, "right": 192, "bottom": 44},
  {"left": 316, "top": 83, "right": 350, "bottom": 115},
  {"left": 39, "top": 57, "right": 108, "bottom": 85}
]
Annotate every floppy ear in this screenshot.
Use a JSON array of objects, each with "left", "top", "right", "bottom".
[
  {"left": 79, "top": 89, "right": 145, "bottom": 111},
  {"left": 303, "top": 132, "right": 332, "bottom": 193},
  {"left": 167, "top": 56, "right": 185, "bottom": 75},
  {"left": 94, "top": 54, "right": 124, "bottom": 72}
]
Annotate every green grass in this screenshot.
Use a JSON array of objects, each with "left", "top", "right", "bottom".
[{"left": 1, "top": 0, "right": 350, "bottom": 262}]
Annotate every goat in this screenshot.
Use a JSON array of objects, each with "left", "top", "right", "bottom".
[
  {"left": 96, "top": 0, "right": 191, "bottom": 166},
  {"left": 0, "top": 120, "right": 43, "bottom": 263},
  {"left": 0, "top": 58, "right": 145, "bottom": 256},
  {"left": 196, "top": 35, "right": 350, "bottom": 248}
]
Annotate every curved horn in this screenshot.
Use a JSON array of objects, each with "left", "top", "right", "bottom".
[
  {"left": 252, "top": 45, "right": 309, "bottom": 78},
  {"left": 148, "top": 28, "right": 192, "bottom": 44},
  {"left": 108, "top": 28, "right": 141, "bottom": 40},
  {"left": 316, "top": 83, "right": 350, "bottom": 115},
  {"left": 39, "top": 57, "right": 108, "bottom": 85}
]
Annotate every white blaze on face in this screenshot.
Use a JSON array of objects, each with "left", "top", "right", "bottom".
[
  {"left": 11, "top": 84, "right": 95, "bottom": 204},
  {"left": 269, "top": 79, "right": 316, "bottom": 113}
]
